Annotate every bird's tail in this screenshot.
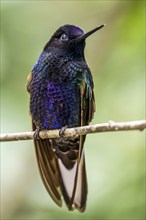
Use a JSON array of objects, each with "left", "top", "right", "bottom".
[
  {"left": 57, "top": 150, "right": 87, "bottom": 212},
  {"left": 33, "top": 121, "right": 87, "bottom": 212}
]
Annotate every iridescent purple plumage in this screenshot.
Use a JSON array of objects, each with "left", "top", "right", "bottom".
[
  {"left": 63, "top": 24, "right": 84, "bottom": 37},
  {"left": 30, "top": 50, "right": 84, "bottom": 130}
]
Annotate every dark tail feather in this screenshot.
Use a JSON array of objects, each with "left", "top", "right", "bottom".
[
  {"left": 32, "top": 123, "right": 62, "bottom": 206},
  {"left": 34, "top": 138, "right": 62, "bottom": 206}
]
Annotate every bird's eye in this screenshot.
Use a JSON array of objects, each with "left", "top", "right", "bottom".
[{"left": 60, "top": 33, "right": 69, "bottom": 42}]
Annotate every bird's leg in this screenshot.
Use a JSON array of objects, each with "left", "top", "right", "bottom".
[
  {"left": 59, "top": 126, "right": 68, "bottom": 137},
  {"left": 33, "top": 127, "right": 42, "bottom": 140}
]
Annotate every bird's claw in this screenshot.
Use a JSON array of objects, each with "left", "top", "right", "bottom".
[
  {"left": 33, "top": 128, "right": 41, "bottom": 140},
  {"left": 59, "top": 126, "right": 68, "bottom": 137}
]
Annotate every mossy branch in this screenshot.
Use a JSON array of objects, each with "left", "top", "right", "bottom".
[{"left": 0, "top": 120, "right": 145, "bottom": 142}]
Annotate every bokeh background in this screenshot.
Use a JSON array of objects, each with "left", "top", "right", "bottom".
[{"left": 1, "top": 1, "right": 145, "bottom": 219}]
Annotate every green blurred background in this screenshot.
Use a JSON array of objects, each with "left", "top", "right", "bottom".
[{"left": 1, "top": 1, "right": 145, "bottom": 219}]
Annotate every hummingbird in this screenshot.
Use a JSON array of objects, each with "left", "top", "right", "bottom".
[{"left": 27, "top": 24, "right": 105, "bottom": 212}]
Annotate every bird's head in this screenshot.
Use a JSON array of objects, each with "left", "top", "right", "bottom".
[{"left": 44, "top": 24, "right": 105, "bottom": 58}]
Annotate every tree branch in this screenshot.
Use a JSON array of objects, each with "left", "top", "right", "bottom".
[{"left": 0, "top": 120, "right": 145, "bottom": 142}]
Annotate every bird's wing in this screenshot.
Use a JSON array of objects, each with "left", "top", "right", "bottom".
[
  {"left": 79, "top": 69, "right": 95, "bottom": 156},
  {"left": 27, "top": 72, "right": 32, "bottom": 93},
  {"left": 32, "top": 122, "right": 62, "bottom": 207},
  {"left": 68, "top": 69, "right": 95, "bottom": 210},
  {"left": 81, "top": 69, "right": 96, "bottom": 124}
]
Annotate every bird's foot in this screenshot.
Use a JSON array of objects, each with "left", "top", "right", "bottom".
[
  {"left": 59, "top": 126, "right": 68, "bottom": 137},
  {"left": 33, "top": 128, "right": 41, "bottom": 140}
]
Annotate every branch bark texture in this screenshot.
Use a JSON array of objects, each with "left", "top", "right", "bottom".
[{"left": 0, "top": 120, "right": 145, "bottom": 142}]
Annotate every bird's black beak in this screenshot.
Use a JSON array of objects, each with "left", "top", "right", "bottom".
[{"left": 74, "top": 24, "right": 106, "bottom": 43}]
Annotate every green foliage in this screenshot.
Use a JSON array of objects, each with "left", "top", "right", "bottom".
[{"left": 1, "top": 1, "right": 145, "bottom": 219}]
